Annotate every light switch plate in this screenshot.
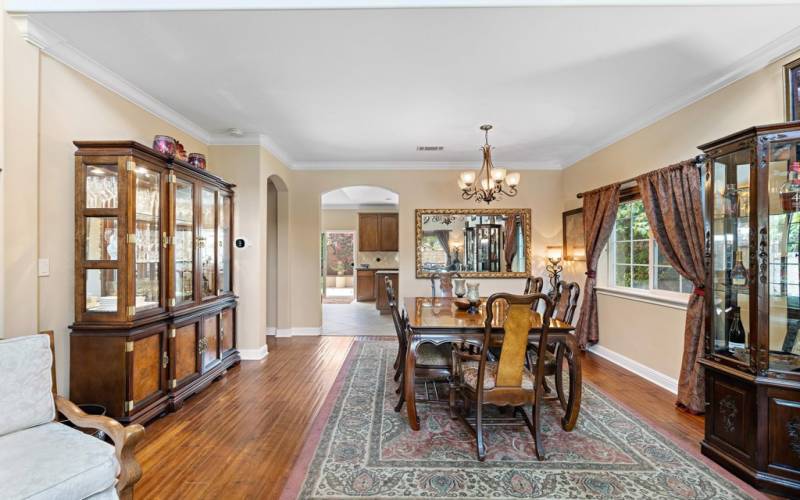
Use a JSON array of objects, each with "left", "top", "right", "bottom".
[{"left": 38, "top": 258, "right": 49, "bottom": 277}]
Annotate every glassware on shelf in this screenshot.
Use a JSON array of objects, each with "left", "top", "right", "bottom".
[
  {"left": 731, "top": 250, "right": 749, "bottom": 287},
  {"left": 200, "top": 188, "right": 216, "bottom": 297},
  {"left": 85, "top": 217, "right": 118, "bottom": 261},
  {"left": 134, "top": 167, "right": 160, "bottom": 311},
  {"left": 85, "top": 269, "right": 118, "bottom": 312},
  {"left": 174, "top": 179, "right": 194, "bottom": 305},
  {"left": 780, "top": 161, "right": 800, "bottom": 212},
  {"left": 85, "top": 165, "right": 118, "bottom": 209},
  {"left": 723, "top": 183, "right": 740, "bottom": 217}
]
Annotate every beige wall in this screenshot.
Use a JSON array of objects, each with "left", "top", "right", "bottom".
[
  {"left": 4, "top": 13, "right": 210, "bottom": 391},
  {"left": 321, "top": 209, "right": 358, "bottom": 231},
  {"left": 561, "top": 50, "right": 800, "bottom": 381},
  {"left": 291, "top": 169, "right": 564, "bottom": 328}
]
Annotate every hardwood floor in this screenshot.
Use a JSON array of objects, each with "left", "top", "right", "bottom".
[{"left": 135, "top": 337, "right": 709, "bottom": 499}]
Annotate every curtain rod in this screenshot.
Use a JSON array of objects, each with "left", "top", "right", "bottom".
[{"left": 576, "top": 154, "right": 706, "bottom": 199}]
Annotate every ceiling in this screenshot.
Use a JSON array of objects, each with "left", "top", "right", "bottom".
[
  {"left": 321, "top": 186, "right": 399, "bottom": 208},
  {"left": 11, "top": 2, "right": 800, "bottom": 169}
]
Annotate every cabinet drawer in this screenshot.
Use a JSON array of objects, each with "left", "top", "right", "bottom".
[
  {"left": 202, "top": 314, "right": 220, "bottom": 371},
  {"left": 129, "top": 329, "right": 167, "bottom": 413},
  {"left": 171, "top": 320, "right": 201, "bottom": 388},
  {"left": 221, "top": 307, "right": 235, "bottom": 355},
  {"left": 706, "top": 370, "right": 755, "bottom": 464}
]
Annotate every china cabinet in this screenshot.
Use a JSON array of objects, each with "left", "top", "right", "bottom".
[
  {"left": 70, "top": 141, "right": 239, "bottom": 425},
  {"left": 699, "top": 123, "right": 800, "bottom": 496}
]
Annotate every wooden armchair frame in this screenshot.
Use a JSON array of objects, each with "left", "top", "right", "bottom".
[
  {"left": 41, "top": 331, "right": 145, "bottom": 499},
  {"left": 451, "top": 292, "right": 555, "bottom": 461}
]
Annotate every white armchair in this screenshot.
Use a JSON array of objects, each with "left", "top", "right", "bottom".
[{"left": 0, "top": 335, "right": 144, "bottom": 499}]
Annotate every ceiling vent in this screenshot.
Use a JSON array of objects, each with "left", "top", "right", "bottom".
[{"left": 417, "top": 146, "right": 444, "bottom": 151}]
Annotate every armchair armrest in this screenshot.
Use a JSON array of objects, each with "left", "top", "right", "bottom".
[{"left": 56, "top": 396, "right": 145, "bottom": 500}]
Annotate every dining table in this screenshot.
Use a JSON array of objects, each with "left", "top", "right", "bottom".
[{"left": 402, "top": 296, "right": 581, "bottom": 432}]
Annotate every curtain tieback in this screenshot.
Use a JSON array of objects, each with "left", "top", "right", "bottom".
[
  {"left": 693, "top": 286, "right": 705, "bottom": 297},
  {"left": 585, "top": 270, "right": 597, "bottom": 279}
]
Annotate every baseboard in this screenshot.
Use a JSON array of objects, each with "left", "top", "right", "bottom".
[
  {"left": 292, "top": 327, "right": 321, "bottom": 336},
  {"left": 587, "top": 344, "right": 678, "bottom": 394},
  {"left": 239, "top": 345, "right": 269, "bottom": 361},
  {"left": 266, "top": 327, "right": 276, "bottom": 336},
  {"left": 274, "top": 327, "right": 321, "bottom": 337}
]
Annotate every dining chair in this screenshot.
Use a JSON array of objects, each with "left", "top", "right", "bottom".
[
  {"left": 386, "top": 277, "right": 452, "bottom": 412},
  {"left": 523, "top": 276, "right": 544, "bottom": 311},
  {"left": 430, "top": 272, "right": 462, "bottom": 297},
  {"left": 450, "top": 292, "right": 555, "bottom": 461}
]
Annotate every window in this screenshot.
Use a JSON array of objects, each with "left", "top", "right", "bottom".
[{"left": 609, "top": 199, "right": 693, "bottom": 295}]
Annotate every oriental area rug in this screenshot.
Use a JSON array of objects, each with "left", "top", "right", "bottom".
[{"left": 283, "top": 341, "right": 759, "bottom": 499}]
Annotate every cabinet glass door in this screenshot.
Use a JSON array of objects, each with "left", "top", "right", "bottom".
[
  {"left": 174, "top": 178, "right": 194, "bottom": 305},
  {"left": 200, "top": 188, "right": 216, "bottom": 298},
  {"left": 134, "top": 165, "right": 161, "bottom": 312},
  {"left": 710, "top": 149, "right": 751, "bottom": 365},
  {"left": 83, "top": 162, "right": 120, "bottom": 314},
  {"left": 767, "top": 137, "right": 800, "bottom": 372},
  {"left": 218, "top": 193, "right": 232, "bottom": 294}
]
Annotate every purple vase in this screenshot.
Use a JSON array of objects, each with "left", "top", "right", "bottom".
[
  {"left": 153, "top": 135, "right": 177, "bottom": 158},
  {"left": 188, "top": 153, "right": 207, "bottom": 170}
]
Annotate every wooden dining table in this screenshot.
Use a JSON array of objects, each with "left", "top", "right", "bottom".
[{"left": 402, "top": 296, "right": 581, "bottom": 432}]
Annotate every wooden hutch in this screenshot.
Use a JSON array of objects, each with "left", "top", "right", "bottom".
[
  {"left": 70, "top": 141, "right": 239, "bottom": 425},
  {"left": 700, "top": 123, "right": 800, "bottom": 496}
]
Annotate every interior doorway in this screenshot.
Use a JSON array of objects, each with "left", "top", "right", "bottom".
[
  {"left": 266, "top": 175, "right": 289, "bottom": 336},
  {"left": 321, "top": 231, "right": 356, "bottom": 304}
]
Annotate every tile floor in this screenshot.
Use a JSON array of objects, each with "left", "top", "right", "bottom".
[{"left": 322, "top": 300, "right": 395, "bottom": 336}]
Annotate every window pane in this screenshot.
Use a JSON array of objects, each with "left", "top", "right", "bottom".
[
  {"left": 86, "top": 269, "right": 117, "bottom": 312},
  {"left": 616, "top": 265, "right": 632, "bottom": 288},
  {"left": 632, "top": 202, "right": 650, "bottom": 239},
  {"left": 655, "top": 266, "right": 681, "bottom": 292},
  {"left": 85, "top": 217, "right": 117, "bottom": 261},
  {"left": 632, "top": 241, "right": 649, "bottom": 265},
  {"left": 615, "top": 217, "right": 631, "bottom": 241},
  {"left": 632, "top": 265, "right": 649, "bottom": 289},
  {"left": 655, "top": 243, "right": 670, "bottom": 266},
  {"left": 615, "top": 242, "right": 631, "bottom": 264},
  {"left": 681, "top": 278, "right": 694, "bottom": 294}
]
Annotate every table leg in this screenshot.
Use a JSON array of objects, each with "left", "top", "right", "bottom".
[
  {"left": 405, "top": 335, "right": 421, "bottom": 431},
  {"left": 561, "top": 334, "right": 582, "bottom": 431}
]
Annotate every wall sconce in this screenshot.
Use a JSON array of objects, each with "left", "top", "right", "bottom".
[{"left": 545, "top": 245, "right": 563, "bottom": 298}]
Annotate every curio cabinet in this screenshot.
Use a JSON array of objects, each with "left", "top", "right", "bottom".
[{"left": 71, "top": 141, "right": 238, "bottom": 425}]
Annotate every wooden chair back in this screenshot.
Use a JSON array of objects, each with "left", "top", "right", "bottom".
[
  {"left": 482, "top": 293, "right": 554, "bottom": 392},
  {"left": 386, "top": 276, "right": 407, "bottom": 350},
  {"left": 553, "top": 281, "right": 580, "bottom": 324},
  {"left": 523, "top": 276, "right": 544, "bottom": 310}
]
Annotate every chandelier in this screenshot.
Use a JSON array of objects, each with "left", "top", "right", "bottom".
[{"left": 458, "top": 124, "right": 520, "bottom": 204}]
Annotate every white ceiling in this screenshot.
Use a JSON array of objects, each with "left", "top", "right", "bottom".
[
  {"left": 12, "top": 2, "right": 800, "bottom": 169},
  {"left": 321, "top": 186, "right": 399, "bottom": 208}
]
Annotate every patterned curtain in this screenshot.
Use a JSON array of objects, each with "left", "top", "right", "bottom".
[
  {"left": 636, "top": 160, "right": 706, "bottom": 413},
  {"left": 575, "top": 184, "right": 620, "bottom": 348},
  {"left": 504, "top": 215, "right": 518, "bottom": 272}
]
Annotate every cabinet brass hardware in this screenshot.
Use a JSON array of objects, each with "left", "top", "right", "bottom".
[
  {"left": 169, "top": 379, "right": 177, "bottom": 389},
  {"left": 169, "top": 328, "right": 176, "bottom": 338},
  {"left": 126, "top": 159, "right": 135, "bottom": 172},
  {"left": 125, "top": 340, "right": 134, "bottom": 352},
  {"left": 124, "top": 400, "right": 134, "bottom": 412},
  {"left": 168, "top": 298, "right": 176, "bottom": 307},
  {"left": 127, "top": 234, "right": 136, "bottom": 244},
  {"left": 197, "top": 237, "right": 206, "bottom": 248},
  {"left": 162, "top": 351, "right": 169, "bottom": 369},
  {"left": 162, "top": 232, "right": 169, "bottom": 249},
  {"left": 167, "top": 173, "right": 177, "bottom": 183},
  {"left": 127, "top": 306, "right": 136, "bottom": 317}
]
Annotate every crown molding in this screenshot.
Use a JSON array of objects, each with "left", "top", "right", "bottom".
[
  {"left": 8, "top": 0, "right": 799, "bottom": 13},
  {"left": 561, "top": 24, "right": 800, "bottom": 169},
  {"left": 292, "top": 160, "right": 562, "bottom": 171},
  {"left": 11, "top": 15, "right": 213, "bottom": 144},
  {"left": 321, "top": 203, "right": 399, "bottom": 210},
  {"left": 207, "top": 133, "right": 294, "bottom": 167}
]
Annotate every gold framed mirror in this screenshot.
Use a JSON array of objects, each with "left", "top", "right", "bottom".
[{"left": 415, "top": 208, "right": 531, "bottom": 278}]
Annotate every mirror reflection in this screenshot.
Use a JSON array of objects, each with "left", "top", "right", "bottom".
[{"left": 416, "top": 209, "right": 530, "bottom": 278}]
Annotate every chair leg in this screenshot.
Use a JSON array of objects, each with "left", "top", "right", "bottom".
[
  {"left": 448, "top": 379, "right": 458, "bottom": 420},
  {"left": 554, "top": 343, "right": 568, "bottom": 410},
  {"left": 476, "top": 403, "right": 486, "bottom": 461},
  {"left": 518, "top": 404, "right": 543, "bottom": 460},
  {"left": 394, "top": 373, "right": 405, "bottom": 412},
  {"left": 542, "top": 377, "right": 552, "bottom": 394}
]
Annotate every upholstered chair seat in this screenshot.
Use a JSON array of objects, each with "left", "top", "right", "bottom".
[
  {"left": 416, "top": 343, "right": 451, "bottom": 366},
  {"left": 461, "top": 361, "right": 536, "bottom": 390}
]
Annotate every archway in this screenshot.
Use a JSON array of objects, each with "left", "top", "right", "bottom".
[
  {"left": 319, "top": 185, "right": 399, "bottom": 336},
  {"left": 267, "top": 174, "right": 290, "bottom": 337}
]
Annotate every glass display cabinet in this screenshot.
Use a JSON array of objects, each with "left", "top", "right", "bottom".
[
  {"left": 700, "top": 123, "right": 800, "bottom": 497},
  {"left": 71, "top": 141, "right": 238, "bottom": 425}
]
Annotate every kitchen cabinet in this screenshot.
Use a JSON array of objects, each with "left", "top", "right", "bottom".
[
  {"left": 358, "top": 213, "right": 398, "bottom": 251},
  {"left": 357, "top": 269, "right": 376, "bottom": 301}
]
